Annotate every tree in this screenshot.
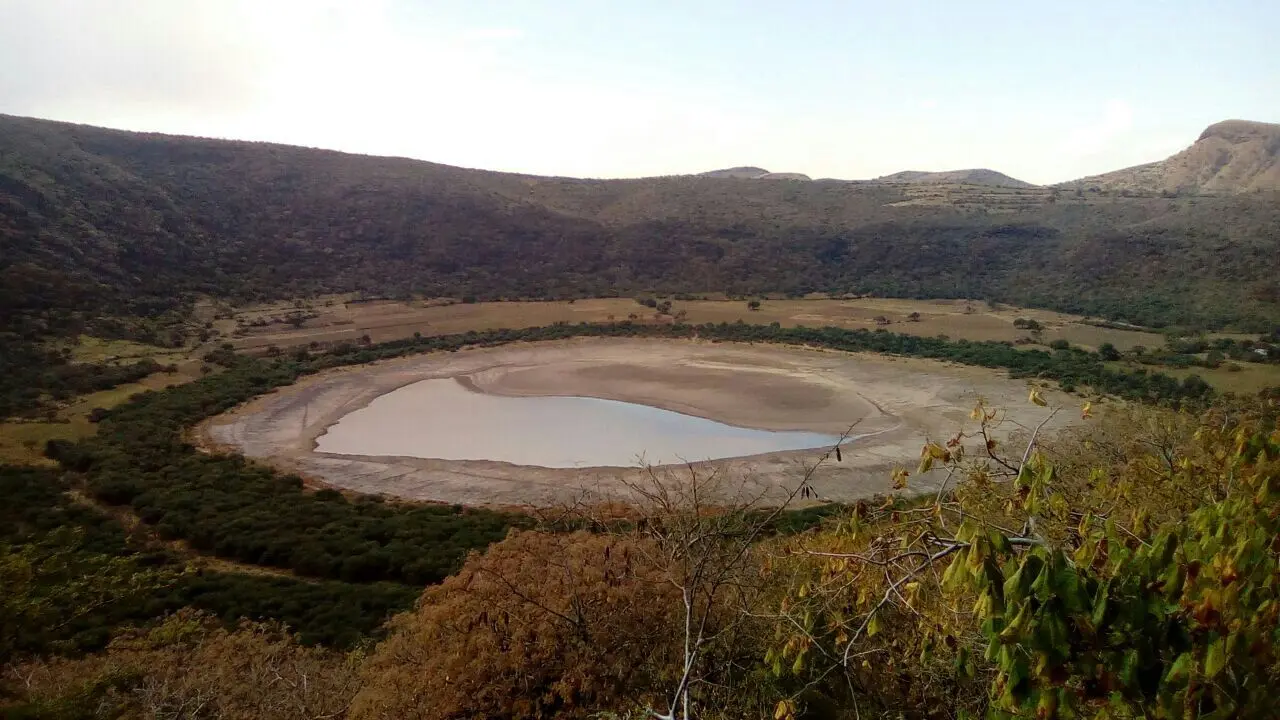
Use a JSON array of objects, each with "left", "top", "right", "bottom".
[
  {"left": 607, "top": 429, "right": 855, "bottom": 720},
  {"left": 617, "top": 468, "right": 788, "bottom": 720},
  {"left": 351, "top": 531, "right": 684, "bottom": 719},
  {"left": 1097, "top": 342, "right": 1121, "bottom": 361},
  {"left": 747, "top": 300, "right": 761, "bottom": 311},
  {"left": 393, "top": 430, "right": 855, "bottom": 720},
  {"left": 907, "top": 311, "right": 921, "bottom": 322}
]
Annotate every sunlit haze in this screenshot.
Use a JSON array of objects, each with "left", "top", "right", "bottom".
[{"left": 2, "top": 0, "right": 1277, "bottom": 184}]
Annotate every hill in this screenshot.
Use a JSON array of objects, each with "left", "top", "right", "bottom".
[
  {"left": 2, "top": 113, "right": 1280, "bottom": 342},
  {"left": 698, "top": 166, "right": 772, "bottom": 178},
  {"left": 1067, "top": 119, "right": 1280, "bottom": 194},
  {"left": 698, "top": 167, "right": 812, "bottom": 180},
  {"left": 875, "top": 169, "right": 1036, "bottom": 188}
]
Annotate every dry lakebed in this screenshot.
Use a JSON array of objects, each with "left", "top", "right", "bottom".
[{"left": 202, "top": 338, "right": 1074, "bottom": 507}]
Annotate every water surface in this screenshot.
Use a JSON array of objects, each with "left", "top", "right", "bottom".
[{"left": 316, "top": 378, "right": 840, "bottom": 468}]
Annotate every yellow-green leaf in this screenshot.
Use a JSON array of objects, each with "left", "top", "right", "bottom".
[
  {"left": 1204, "top": 637, "right": 1227, "bottom": 678},
  {"left": 867, "top": 611, "right": 883, "bottom": 638},
  {"left": 1164, "top": 652, "right": 1193, "bottom": 685}
]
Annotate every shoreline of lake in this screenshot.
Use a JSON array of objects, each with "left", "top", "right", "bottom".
[{"left": 201, "top": 338, "right": 1074, "bottom": 507}]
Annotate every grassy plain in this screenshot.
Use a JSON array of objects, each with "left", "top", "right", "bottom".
[
  {"left": 1107, "top": 361, "right": 1280, "bottom": 394},
  {"left": 218, "top": 296, "right": 1170, "bottom": 353},
  {"left": 0, "top": 357, "right": 205, "bottom": 464}
]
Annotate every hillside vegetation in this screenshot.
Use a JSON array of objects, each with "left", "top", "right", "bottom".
[{"left": 3, "top": 114, "right": 1280, "bottom": 340}]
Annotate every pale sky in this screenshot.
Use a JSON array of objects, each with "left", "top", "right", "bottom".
[{"left": 1, "top": 0, "right": 1276, "bottom": 184}]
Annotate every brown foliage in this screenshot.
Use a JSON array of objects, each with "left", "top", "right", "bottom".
[
  {"left": 3, "top": 609, "right": 359, "bottom": 719},
  {"left": 350, "top": 530, "right": 683, "bottom": 720}
]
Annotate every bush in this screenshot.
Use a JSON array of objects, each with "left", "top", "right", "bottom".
[{"left": 351, "top": 532, "right": 685, "bottom": 720}]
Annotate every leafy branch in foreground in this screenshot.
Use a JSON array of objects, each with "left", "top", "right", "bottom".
[{"left": 770, "top": 395, "right": 1279, "bottom": 718}]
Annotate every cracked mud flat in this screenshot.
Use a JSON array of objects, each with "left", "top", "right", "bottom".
[{"left": 201, "top": 339, "right": 1074, "bottom": 507}]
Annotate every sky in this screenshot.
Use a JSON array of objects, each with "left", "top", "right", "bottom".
[{"left": 1, "top": 0, "right": 1277, "bottom": 184}]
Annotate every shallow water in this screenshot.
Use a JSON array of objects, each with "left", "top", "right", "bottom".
[{"left": 315, "top": 378, "right": 841, "bottom": 468}]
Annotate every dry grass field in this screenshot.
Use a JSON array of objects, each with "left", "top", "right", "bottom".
[
  {"left": 1107, "top": 361, "right": 1280, "bottom": 394},
  {"left": 216, "top": 296, "right": 1170, "bottom": 354},
  {"left": 0, "top": 351, "right": 205, "bottom": 465}
]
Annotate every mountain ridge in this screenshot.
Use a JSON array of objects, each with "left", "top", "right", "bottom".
[
  {"left": 2, "top": 112, "right": 1279, "bottom": 338},
  {"left": 6, "top": 113, "right": 1276, "bottom": 192},
  {"left": 1064, "top": 118, "right": 1280, "bottom": 194}
]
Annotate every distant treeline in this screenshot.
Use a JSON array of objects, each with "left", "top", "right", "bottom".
[
  {"left": 1138, "top": 333, "right": 1280, "bottom": 370},
  {"left": 292, "top": 320, "right": 1219, "bottom": 405}
]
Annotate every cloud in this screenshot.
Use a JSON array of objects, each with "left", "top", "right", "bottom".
[
  {"left": 1063, "top": 99, "right": 1136, "bottom": 158},
  {"left": 0, "top": 0, "right": 270, "bottom": 118},
  {"left": 0, "top": 2, "right": 1196, "bottom": 183},
  {"left": 463, "top": 27, "right": 524, "bottom": 42},
  {"left": 0, "top": 1, "right": 531, "bottom": 149},
  {"left": 0, "top": 0, "right": 767, "bottom": 177},
  {"left": 1036, "top": 99, "right": 1201, "bottom": 181}
]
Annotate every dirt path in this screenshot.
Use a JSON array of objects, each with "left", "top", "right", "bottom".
[{"left": 202, "top": 338, "right": 1076, "bottom": 508}]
